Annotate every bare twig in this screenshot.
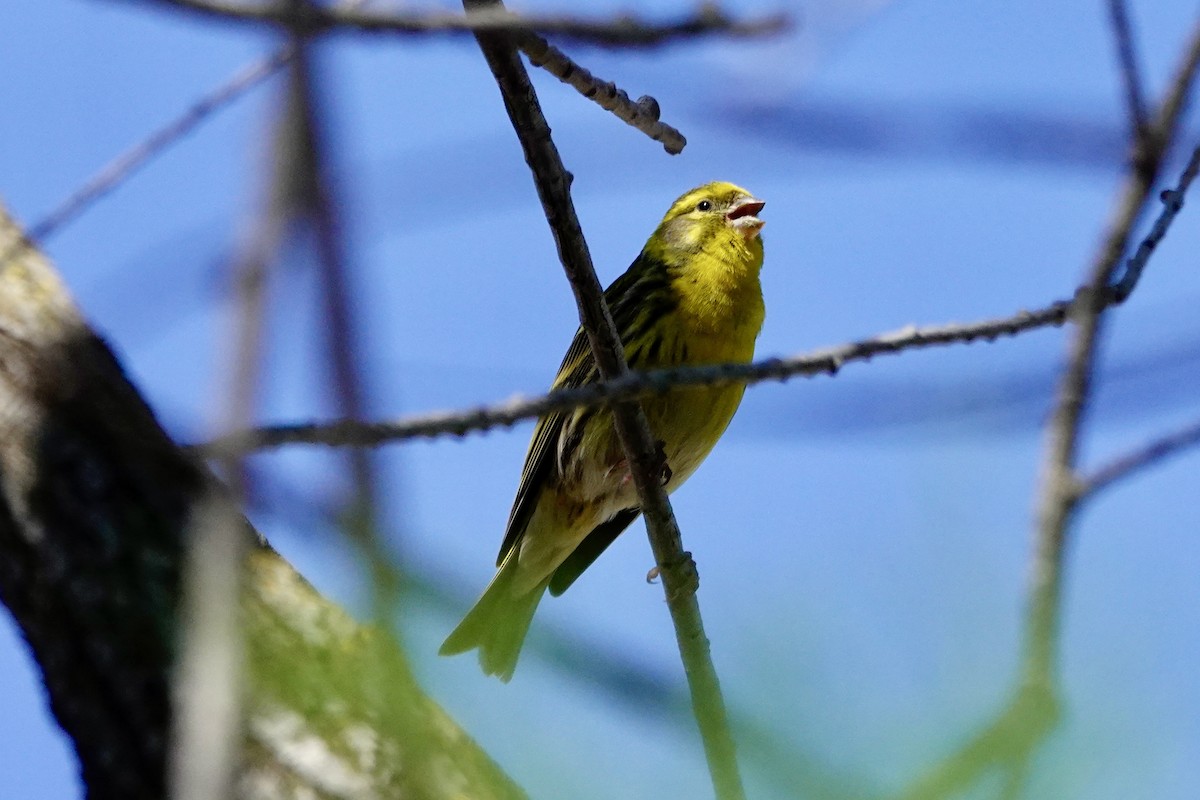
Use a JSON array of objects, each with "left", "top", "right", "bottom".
[
  {"left": 1026, "top": 20, "right": 1200, "bottom": 691},
  {"left": 23, "top": 49, "right": 288, "bottom": 248},
  {"left": 23, "top": 0, "right": 381, "bottom": 250},
  {"left": 170, "top": 31, "right": 314, "bottom": 800},
  {"left": 894, "top": 683, "right": 1058, "bottom": 800},
  {"left": 22, "top": 1, "right": 714, "bottom": 253},
  {"left": 170, "top": 74, "right": 288, "bottom": 800},
  {"left": 1081, "top": 415, "right": 1200, "bottom": 498},
  {"left": 887, "top": 21, "right": 1200, "bottom": 800},
  {"left": 200, "top": 130, "right": 1197, "bottom": 458},
  {"left": 1106, "top": 0, "right": 1149, "bottom": 136},
  {"left": 286, "top": 19, "right": 408, "bottom": 622},
  {"left": 1113, "top": 141, "right": 1200, "bottom": 300},
  {"left": 128, "top": 0, "right": 788, "bottom": 47},
  {"left": 200, "top": 295, "right": 1085, "bottom": 454},
  {"left": 519, "top": 35, "right": 686, "bottom": 153},
  {"left": 467, "top": 0, "right": 744, "bottom": 796}
]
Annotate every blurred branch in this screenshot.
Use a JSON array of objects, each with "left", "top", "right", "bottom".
[
  {"left": 284, "top": 7, "right": 404, "bottom": 620},
  {"left": 1028, "top": 19, "right": 1200, "bottom": 693},
  {"left": 0, "top": 200, "right": 527, "bottom": 798},
  {"left": 893, "top": 683, "right": 1059, "bottom": 800},
  {"left": 20, "top": 0, "right": 373, "bottom": 252},
  {"left": 1080, "top": 414, "right": 1200, "bottom": 498},
  {"left": 171, "top": 29, "right": 311, "bottom": 800},
  {"left": 251, "top": 474, "right": 873, "bottom": 800},
  {"left": 19, "top": 49, "right": 288, "bottom": 250},
  {"left": 1106, "top": 0, "right": 1148, "bottom": 137},
  {"left": 0, "top": 204, "right": 190, "bottom": 798},
  {"left": 519, "top": 35, "right": 686, "bottom": 153},
  {"left": 889, "top": 20, "right": 1200, "bottom": 800},
  {"left": 130, "top": 0, "right": 788, "bottom": 47},
  {"left": 467, "top": 0, "right": 744, "bottom": 796},
  {"left": 243, "top": 549, "right": 527, "bottom": 799},
  {"left": 24, "top": 0, "right": 738, "bottom": 252},
  {"left": 170, "top": 498, "right": 251, "bottom": 800}
]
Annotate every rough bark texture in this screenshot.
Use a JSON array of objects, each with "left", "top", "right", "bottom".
[{"left": 0, "top": 203, "right": 524, "bottom": 799}]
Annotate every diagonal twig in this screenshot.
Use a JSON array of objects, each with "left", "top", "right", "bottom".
[
  {"left": 285, "top": 12, "right": 412, "bottom": 626},
  {"left": 890, "top": 20, "right": 1200, "bottom": 800},
  {"left": 1080, "top": 414, "right": 1200, "bottom": 498},
  {"left": 170, "top": 32, "right": 310, "bottom": 800},
  {"left": 1106, "top": 0, "right": 1149, "bottom": 137},
  {"left": 23, "top": 49, "right": 289, "bottom": 249},
  {"left": 466, "top": 0, "right": 745, "bottom": 796},
  {"left": 1026, "top": 20, "right": 1200, "bottom": 692},
  {"left": 1112, "top": 141, "right": 1200, "bottom": 300},
  {"left": 22, "top": 1, "right": 719, "bottom": 252},
  {"left": 519, "top": 35, "right": 686, "bottom": 153}
]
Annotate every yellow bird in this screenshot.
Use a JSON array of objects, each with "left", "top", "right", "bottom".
[{"left": 440, "top": 182, "right": 766, "bottom": 680}]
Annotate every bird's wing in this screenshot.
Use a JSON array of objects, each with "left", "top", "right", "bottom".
[
  {"left": 495, "top": 255, "right": 674, "bottom": 567},
  {"left": 496, "top": 326, "right": 597, "bottom": 566},
  {"left": 547, "top": 507, "right": 641, "bottom": 596}
]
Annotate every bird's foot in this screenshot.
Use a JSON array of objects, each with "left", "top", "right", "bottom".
[
  {"left": 645, "top": 552, "right": 699, "bottom": 600},
  {"left": 654, "top": 440, "right": 672, "bottom": 486}
]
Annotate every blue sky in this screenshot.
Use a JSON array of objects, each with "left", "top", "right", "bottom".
[{"left": 3, "top": 1, "right": 1200, "bottom": 798}]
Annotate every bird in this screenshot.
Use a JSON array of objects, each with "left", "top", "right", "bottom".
[{"left": 440, "top": 181, "right": 766, "bottom": 681}]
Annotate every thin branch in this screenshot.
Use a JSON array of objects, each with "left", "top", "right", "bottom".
[
  {"left": 1025, "top": 19, "right": 1200, "bottom": 691},
  {"left": 1112, "top": 141, "right": 1200, "bottom": 300},
  {"left": 518, "top": 35, "right": 686, "bottom": 153},
  {"left": 467, "top": 0, "right": 744, "bottom": 796},
  {"left": 285, "top": 13, "right": 452, "bottom": 787},
  {"left": 22, "top": 0, "right": 387, "bottom": 250},
  {"left": 893, "top": 682, "right": 1058, "bottom": 800},
  {"left": 251, "top": 468, "right": 868, "bottom": 800},
  {"left": 21, "top": 1, "right": 708, "bottom": 252},
  {"left": 287, "top": 20, "right": 409, "bottom": 622},
  {"left": 129, "top": 0, "right": 789, "bottom": 47},
  {"left": 1080, "top": 415, "right": 1200, "bottom": 498},
  {"left": 24, "top": 49, "right": 289, "bottom": 248},
  {"left": 200, "top": 129, "right": 1198, "bottom": 457},
  {"left": 172, "top": 115, "right": 283, "bottom": 800},
  {"left": 171, "top": 33, "right": 312, "bottom": 800},
  {"left": 200, "top": 295, "right": 1085, "bottom": 454},
  {"left": 885, "top": 22, "right": 1200, "bottom": 800},
  {"left": 0, "top": 200, "right": 529, "bottom": 800},
  {"left": 1106, "top": 0, "right": 1149, "bottom": 137}
]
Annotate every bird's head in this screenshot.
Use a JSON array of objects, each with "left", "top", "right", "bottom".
[{"left": 646, "top": 181, "right": 765, "bottom": 264}]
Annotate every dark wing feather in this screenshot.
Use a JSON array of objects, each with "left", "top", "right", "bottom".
[
  {"left": 496, "top": 253, "right": 676, "bottom": 566},
  {"left": 548, "top": 507, "right": 641, "bottom": 596},
  {"left": 496, "top": 327, "right": 596, "bottom": 565}
]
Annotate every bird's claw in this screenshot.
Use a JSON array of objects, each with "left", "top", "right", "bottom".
[
  {"left": 646, "top": 552, "right": 699, "bottom": 600},
  {"left": 654, "top": 440, "right": 673, "bottom": 486},
  {"left": 667, "top": 552, "right": 699, "bottom": 600}
]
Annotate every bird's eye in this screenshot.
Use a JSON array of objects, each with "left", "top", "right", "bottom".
[{"left": 696, "top": 200, "right": 712, "bottom": 212}]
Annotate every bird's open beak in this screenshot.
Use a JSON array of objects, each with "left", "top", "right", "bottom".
[{"left": 727, "top": 197, "right": 765, "bottom": 239}]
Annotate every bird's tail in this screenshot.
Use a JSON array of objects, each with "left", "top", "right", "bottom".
[{"left": 439, "top": 552, "right": 548, "bottom": 682}]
